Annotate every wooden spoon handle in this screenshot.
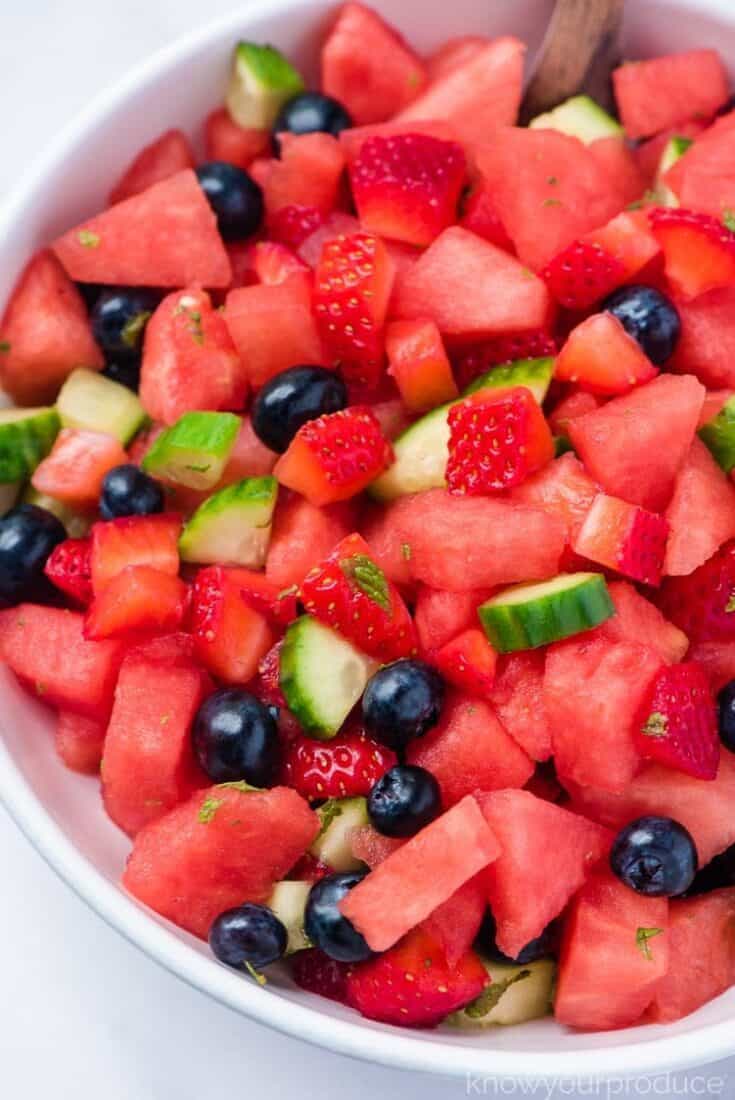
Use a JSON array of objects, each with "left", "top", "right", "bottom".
[{"left": 520, "top": 0, "right": 624, "bottom": 123}]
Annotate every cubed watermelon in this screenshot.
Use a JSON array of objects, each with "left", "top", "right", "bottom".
[
  {"left": 225, "top": 280, "right": 322, "bottom": 389},
  {"left": 589, "top": 136, "right": 647, "bottom": 207},
  {"left": 664, "top": 438, "right": 735, "bottom": 576},
  {"left": 109, "top": 129, "right": 195, "bottom": 205},
  {"left": 256, "top": 133, "right": 346, "bottom": 217},
  {"left": 598, "top": 580, "right": 688, "bottom": 665},
  {"left": 85, "top": 566, "right": 189, "bottom": 641},
  {"left": 613, "top": 49, "right": 728, "bottom": 140},
  {"left": 671, "top": 287, "right": 735, "bottom": 389},
  {"left": 31, "top": 428, "right": 128, "bottom": 507},
  {"left": 665, "top": 113, "right": 735, "bottom": 217},
  {"left": 266, "top": 495, "right": 356, "bottom": 589},
  {"left": 489, "top": 650, "right": 552, "bottom": 761},
  {"left": 413, "top": 586, "right": 492, "bottom": 653},
  {"left": 385, "top": 319, "right": 458, "bottom": 414},
  {"left": 204, "top": 109, "right": 270, "bottom": 170},
  {"left": 510, "top": 452, "right": 599, "bottom": 544},
  {"left": 690, "top": 641, "right": 735, "bottom": 694},
  {"left": 55, "top": 710, "right": 106, "bottom": 774}
]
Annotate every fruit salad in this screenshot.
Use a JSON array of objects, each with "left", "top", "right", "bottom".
[{"left": 3, "top": 2, "right": 735, "bottom": 1035}]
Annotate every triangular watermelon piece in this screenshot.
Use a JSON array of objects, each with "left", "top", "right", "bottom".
[
  {"left": 665, "top": 112, "right": 735, "bottom": 217},
  {"left": 613, "top": 49, "right": 729, "bottom": 140},
  {"left": 589, "top": 136, "right": 646, "bottom": 207},
  {"left": 476, "top": 789, "right": 611, "bottom": 960},
  {"left": 109, "top": 128, "right": 195, "bottom": 205},
  {"left": 568, "top": 374, "right": 705, "bottom": 512},
  {"left": 664, "top": 438, "right": 735, "bottom": 576},
  {"left": 671, "top": 286, "right": 735, "bottom": 389},
  {"left": 488, "top": 650, "right": 552, "bottom": 762},
  {"left": 52, "top": 170, "right": 232, "bottom": 288},
  {"left": 598, "top": 580, "right": 688, "bottom": 665}
]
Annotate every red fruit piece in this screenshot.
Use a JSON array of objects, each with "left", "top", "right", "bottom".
[
  {"left": 274, "top": 407, "right": 392, "bottom": 506},
  {"left": 291, "top": 949, "right": 351, "bottom": 1005},
  {"left": 459, "top": 184, "right": 514, "bottom": 251},
  {"left": 650, "top": 207, "right": 735, "bottom": 300},
  {"left": 44, "top": 538, "right": 93, "bottom": 606},
  {"left": 55, "top": 710, "right": 106, "bottom": 774},
  {"left": 414, "top": 586, "right": 492, "bottom": 653},
  {"left": 658, "top": 541, "right": 735, "bottom": 643},
  {"left": 573, "top": 493, "right": 669, "bottom": 586},
  {"left": 313, "top": 232, "right": 395, "bottom": 392},
  {"left": 234, "top": 569, "right": 298, "bottom": 626},
  {"left": 612, "top": 49, "right": 729, "bottom": 140},
  {"left": 85, "top": 565, "right": 189, "bottom": 640},
  {"left": 109, "top": 129, "right": 195, "bottom": 204},
  {"left": 225, "top": 279, "right": 322, "bottom": 390},
  {"left": 447, "top": 388, "right": 554, "bottom": 494},
  {"left": 268, "top": 204, "right": 324, "bottom": 250},
  {"left": 32, "top": 429, "right": 128, "bottom": 507},
  {"left": 90, "top": 514, "right": 181, "bottom": 595},
  {"left": 300, "top": 532, "right": 418, "bottom": 661},
  {"left": 636, "top": 661, "right": 720, "bottom": 780},
  {"left": 204, "top": 109, "right": 269, "bottom": 170},
  {"left": 350, "top": 134, "right": 466, "bottom": 248},
  {"left": 555, "top": 313, "right": 658, "bottom": 396},
  {"left": 664, "top": 438, "right": 735, "bottom": 577},
  {"left": 453, "top": 331, "right": 557, "bottom": 390},
  {"left": 190, "top": 566, "right": 275, "bottom": 684},
  {"left": 253, "top": 640, "right": 287, "bottom": 709},
  {"left": 543, "top": 240, "right": 626, "bottom": 311},
  {"left": 385, "top": 318, "right": 458, "bottom": 415},
  {"left": 346, "top": 926, "right": 487, "bottom": 1028},
  {"left": 266, "top": 495, "right": 356, "bottom": 589},
  {"left": 433, "top": 629, "right": 498, "bottom": 698},
  {"left": 250, "top": 241, "right": 310, "bottom": 289},
  {"left": 288, "top": 853, "right": 332, "bottom": 883},
  {"left": 257, "top": 133, "right": 346, "bottom": 218},
  {"left": 489, "top": 650, "right": 552, "bottom": 762},
  {"left": 281, "top": 729, "right": 396, "bottom": 800}
]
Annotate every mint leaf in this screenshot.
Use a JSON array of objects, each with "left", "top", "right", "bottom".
[
  {"left": 0, "top": 340, "right": 10, "bottom": 353},
  {"left": 465, "top": 970, "right": 531, "bottom": 1019},
  {"left": 78, "top": 229, "right": 100, "bottom": 248},
  {"left": 341, "top": 554, "right": 391, "bottom": 612},
  {"left": 641, "top": 711, "right": 668, "bottom": 739},
  {"left": 245, "top": 961, "right": 267, "bottom": 986},
  {"left": 727, "top": 591, "right": 735, "bottom": 613},
  {"left": 317, "top": 800, "right": 343, "bottom": 839},
  {"left": 724, "top": 210, "right": 735, "bottom": 233},
  {"left": 121, "top": 310, "right": 152, "bottom": 350},
  {"left": 401, "top": 543, "right": 412, "bottom": 561},
  {"left": 636, "top": 926, "right": 663, "bottom": 960},
  {"left": 198, "top": 796, "right": 222, "bottom": 823},
  {"left": 216, "top": 779, "right": 259, "bottom": 793}
]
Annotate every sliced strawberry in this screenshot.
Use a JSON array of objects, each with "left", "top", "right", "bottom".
[
  {"left": 300, "top": 533, "right": 418, "bottom": 661},
  {"left": 543, "top": 240, "right": 626, "bottom": 311},
  {"left": 659, "top": 540, "right": 735, "bottom": 642},
  {"left": 447, "top": 388, "right": 554, "bottom": 495},
  {"left": 313, "top": 233, "right": 395, "bottom": 392},
  {"left": 556, "top": 313, "right": 658, "bottom": 396},
  {"left": 235, "top": 569, "right": 299, "bottom": 626},
  {"left": 250, "top": 240, "right": 311, "bottom": 290},
  {"left": 573, "top": 493, "right": 668, "bottom": 586},
  {"left": 190, "top": 565, "right": 275, "bottom": 684},
  {"left": 346, "top": 926, "right": 488, "bottom": 1028},
  {"left": 44, "top": 537, "right": 93, "bottom": 606},
  {"left": 650, "top": 207, "right": 735, "bottom": 300},
  {"left": 635, "top": 661, "right": 720, "bottom": 780},
  {"left": 453, "top": 331, "right": 557, "bottom": 390},
  {"left": 84, "top": 565, "right": 189, "bottom": 640},
  {"left": 274, "top": 407, "right": 393, "bottom": 506},
  {"left": 281, "top": 728, "right": 396, "bottom": 800},
  {"left": 433, "top": 629, "right": 498, "bottom": 697},
  {"left": 291, "top": 949, "right": 351, "bottom": 1004},
  {"left": 90, "top": 514, "right": 181, "bottom": 595},
  {"left": 268, "top": 204, "right": 325, "bottom": 250},
  {"left": 253, "top": 640, "right": 287, "bottom": 709}
]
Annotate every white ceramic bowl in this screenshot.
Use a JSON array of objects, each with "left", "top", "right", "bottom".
[{"left": 2, "top": 0, "right": 735, "bottom": 1081}]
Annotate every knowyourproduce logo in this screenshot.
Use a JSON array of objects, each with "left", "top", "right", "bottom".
[{"left": 464, "top": 1072, "right": 728, "bottom": 1098}]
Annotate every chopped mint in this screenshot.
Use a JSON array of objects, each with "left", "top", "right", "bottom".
[
  {"left": 401, "top": 542, "right": 412, "bottom": 561},
  {"left": 216, "top": 779, "right": 259, "bottom": 793},
  {"left": 198, "top": 796, "right": 223, "bottom": 824},
  {"left": 0, "top": 340, "right": 10, "bottom": 353},
  {"left": 317, "top": 800, "right": 344, "bottom": 839},
  {"left": 78, "top": 229, "right": 100, "bottom": 249},
  {"left": 636, "top": 926, "right": 663, "bottom": 960},
  {"left": 464, "top": 970, "right": 531, "bottom": 1019},
  {"left": 724, "top": 210, "right": 735, "bottom": 234},
  {"left": 341, "top": 554, "right": 391, "bottom": 612},
  {"left": 121, "top": 310, "right": 152, "bottom": 350},
  {"left": 727, "top": 591, "right": 735, "bottom": 614},
  {"left": 542, "top": 198, "right": 562, "bottom": 207},
  {"left": 641, "top": 711, "right": 668, "bottom": 739},
  {"left": 245, "top": 961, "right": 268, "bottom": 986}
]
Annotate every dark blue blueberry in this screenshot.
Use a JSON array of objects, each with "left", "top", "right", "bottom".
[
  {"left": 209, "top": 903, "right": 287, "bottom": 970},
  {"left": 368, "top": 764, "right": 441, "bottom": 838},
  {"left": 478, "top": 911, "right": 557, "bottom": 964},
  {"left": 717, "top": 679, "right": 735, "bottom": 753},
  {"left": 195, "top": 161, "right": 264, "bottom": 240},
  {"left": 193, "top": 687, "right": 280, "bottom": 787},
  {"left": 102, "top": 360, "right": 141, "bottom": 393},
  {"left": 99, "top": 464, "right": 164, "bottom": 520},
  {"left": 272, "top": 92, "right": 353, "bottom": 154},
  {"left": 0, "top": 505, "right": 66, "bottom": 608},
  {"left": 91, "top": 288, "right": 159, "bottom": 362},
  {"left": 304, "top": 872, "right": 374, "bottom": 963},
  {"left": 602, "top": 285, "right": 681, "bottom": 365},
  {"left": 610, "top": 815, "right": 698, "bottom": 897},
  {"left": 362, "top": 659, "right": 444, "bottom": 752},
  {"left": 251, "top": 365, "right": 348, "bottom": 453}
]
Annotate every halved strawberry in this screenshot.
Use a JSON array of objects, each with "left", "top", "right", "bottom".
[
  {"left": 543, "top": 240, "right": 626, "bottom": 311},
  {"left": 32, "top": 429, "right": 128, "bottom": 506},
  {"left": 281, "top": 727, "right": 396, "bottom": 799},
  {"left": 453, "top": 331, "right": 557, "bottom": 390},
  {"left": 268, "top": 204, "right": 325, "bottom": 250},
  {"left": 274, "top": 407, "right": 393, "bottom": 506},
  {"left": 44, "top": 537, "right": 93, "bottom": 606},
  {"left": 573, "top": 493, "right": 669, "bottom": 586},
  {"left": 587, "top": 210, "right": 661, "bottom": 281},
  {"left": 635, "top": 661, "right": 720, "bottom": 780},
  {"left": 235, "top": 569, "right": 299, "bottom": 627},
  {"left": 90, "top": 514, "right": 181, "bottom": 595},
  {"left": 291, "top": 949, "right": 351, "bottom": 1004},
  {"left": 253, "top": 639, "right": 287, "bottom": 709},
  {"left": 659, "top": 540, "right": 735, "bottom": 642},
  {"left": 190, "top": 565, "right": 275, "bottom": 684},
  {"left": 300, "top": 533, "right": 418, "bottom": 661},
  {"left": 447, "top": 388, "right": 555, "bottom": 494},
  {"left": 84, "top": 565, "right": 189, "bottom": 640},
  {"left": 650, "top": 208, "right": 735, "bottom": 300},
  {"left": 433, "top": 628, "right": 498, "bottom": 697},
  {"left": 555, "top": 313, "right": 658, "bottom": 396}
]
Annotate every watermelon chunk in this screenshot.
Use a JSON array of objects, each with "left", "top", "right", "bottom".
[
  {"left": 55, "top": 710, "right": 106, "bottom": 774},
  {"left": 266, "top": 495, "right": 355, "bottom": 589},
  {"left": 664, "top": 438, "right": 735, "bottom": 576},
  {"left": 613, "top": 50, "right": 728, "bottom": 140},
  {"left": 598, "top": 580, "right": 688, "bottom": 665},
  {"left": 510, "top": 452, "right": 599, "bottom": 544},
  {"left": 413, "top": 586, "right": 491, "bottom": 653},
  {"left": 690, "top": 641, "right": 735, "bottom": 694},
  {"left": 204, "top": 109, "right": 269, "bottom": 170},
  {"left": 109, "top": 129, "right": 195, "bottom": 204},
  {"left": 589, "top": 136, "right": 647, "bottom": 207},
  {"left": 123, "top": 784, "right": 319, "bottom": 938},
  {"left": 31, "top": 428, "right": 128, "bottom": 507},
  {"left": 53, "top": 170, "right": 232, "bottom": 288},
  {"left": 488, "top": 650, "right": 552, "bottom": 761},
  {"left": 190, "top": 566, "right": 275, "bottom": 684},
  {"left": 477, "top": 789, "right": 612, "bottom": 959},
  {"left": 224, "top": 280, "right": 322, "bottom": 389},
  {"left": 256, "top": 133, "right": 346, "bottom": 217},
  {"left": 671, "top": 288, "right": 735, "bottom": 389},
  {"left": 665, "top": 113, "right": 735, "bottom": 218}
]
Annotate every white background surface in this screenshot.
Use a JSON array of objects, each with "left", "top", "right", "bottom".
[{"left": 1, "top": 3, "right": 735, "bottom": 1098}]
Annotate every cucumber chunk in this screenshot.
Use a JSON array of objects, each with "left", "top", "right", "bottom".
[
  {"left": 652, "top": 135, "right": 693, "bottom": 207},
  {"left": 226, "top": 42, "right": 305, "bottom": 130},
  {"left": 310, "top": 797, "right": 369, "bottom": 871},
  {"left": 699, "top": 394, "right": 735, "bottom": 473},
  {"left": 267, "top": 880, "right": 312, "bottom": 955},
  {"left": 57, "top": 368, "right": 146, "bottom": 444},
  {"left": 280, "top": 616, "right": 378, "bottom": 740},
  {"left": 478, "top": 573, "right": 614, "bottom": 653},
  {"left": 22, "top": 486, "right": 91, "bottom": 537},
  {"left": 463, "top": 357, "right": 555, "bottom": 405},
  {"left": 449, "top": 957, "right": 555, "bottom": 1028},
  {"left": 179, "top": 476, "right": 278, "bottom": 566},
  {"left": 142, "top": 411, "right": 240, "bottom": 490},
  {"left": 0, "top": 406, "right": 59, "bottom": 483},
  {"left": 529, "top": 95, "right": 623, "bottom": 143}
]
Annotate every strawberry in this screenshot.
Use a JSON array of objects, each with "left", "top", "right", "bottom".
[
  {"left": 233, "top": 569, "right": 299, "bottom": 626},
  {"left": 659, "top": 541, "right": 735, "bottom": 642},
  {"left": 543, "top": 240, "right": 626, "bottom": 310},
  {"left": 291, "top": 949, "right": 352, "bottom": 1004},
  {"left": 433, "top": 628, "right": 498, "bottom": 697},
  {"left": 300, "top": 533, "right": 418, "bottom": 661},
  {"left": 635, "top": 661, "right": 720, "bottom": 780},
  {"left": 573, "top": 493, "right": 669, "bottom": 587},
  {"left": 288, "top": 853, "right": 332, "bottom": 883},
  {"left": 650, "top": 207, "right": 735, "bottom": 299},
  {"left": 350, "top": 134, "right": 467, "bottom": 248},
  {"left": 274, "top": 406, "right": 393, "bottom": 506},
  {"left": 251, "top": 639, "right": 303, "bottom": 742},
  {"left": 84, "top": 565, "right": 189, "bottom": 640},
  {"left": 313, "top": 233, "right": 395, "bottom": 391},
  {"left": 268, "top": 204, "right": 325, "bottom": 250},
  {"left": 345, "top": 926, "right": 488, "bottom": 1028},
  {"left": 90, "top": 514, "right": 182, "bottom": 595},
  {"left": 250, "top": 240, "right": 311, "bottom": 289},
  {"left": 447, "top": 388, "right": 555, "bottom": 495},
  {"left": 454, "top": 331, "right": 557, "bottom": 390},
  {"left": 190, "top": 565, "right": 275, "bottom": 684},
  {"left": 281, "top": 727, "right": 396, "bottom": 800},
  {"left": 44, "top": 537, "right": 93, "bottom": 605}
]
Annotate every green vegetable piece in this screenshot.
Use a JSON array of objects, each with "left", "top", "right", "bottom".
[
  {"left": 652, "top": 135, "right": 693, "bottom": 207},
  {"left": 142, "top": 411, "right": 240, "bottom": 490},
  {"left": 57, "top": 368, "right": 146, "bottom": 444},
  {"left": 22, "top": 486, "right": 90, "bottom": 537},
  {"left": 449, "top": 957, "right": 555, "bottom": 1028},
  {"left": 179, "top": 476, "right": 278, "bottom": 566},
  {"left": 310, "top": 797, "right": 369, "bottom": 871},
  {"left": 478, "top": 572, "right": 615, "bottom": 653},
  {"left": 267, "top": 880, "right": 312, "bottom": 954},
  {"left": 226, "top": 41, "right": 305, "bottom": 130},
  {"left": 529, "top": 95, "right": 623, "bottom": 144},
  {"left": 0, "top": 406, "right": 59, "bottom": 483},
  {"left": 699, "top": 394, "right": 735, "bottom": 473}
]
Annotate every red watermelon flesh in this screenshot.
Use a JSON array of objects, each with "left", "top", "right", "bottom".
[
  {"left": 124, "top": 784, "right": 318, "bottom": 938},
  {"left": 266, "top": 494, "right": 356, "bottom": 589},
  {"left": 597, "top": 580, "right": 688, "bottom": 665},
  {"left": 588, "top": 136, "right": 646, "bottom": 207},
  {"left": 568, "top": 374, "right": 705, "bottom": 512},
  {"left": 225, "top": 280, "right": 322, "bottom": 389},
  {"left": 427, "top": 36, "right": 490, "bottom": 81},
  {"left": 360, "top": 501, "right": 413, "bottom": 589},
  {"left": 52, "top": 170, "right": 232, "bottom": 288},
  {"left": 55, "top": 710, "right": 106, "bottom": 775},
  {"left": 204, "top": 109, "right": 270, "bottom": 170},
  {"left": 670, "top": 287, "right": 735, "bottom": 389},
  {"left": 613, "top": 49, "right": 728, "bottom": 140},
  {"left": 407, "top": 693, "right": 534, "bottom": 806},
  {"left": 256, "top": 133, "right": 346, "bottom": 217},
  {"left": 510, "top": 452, "right": 599, "bottom": 544},
  {"left": 413, "top": 585, "right": 492, "bottom": 653},
  {"left": 555, "top": 870, "right": 669, "bottom": 1031},
  {"left": 665, "top": 113, "right": 735, "bottom": 218},
  {"left": 690, "top": 641, "right": 735, "bottom": 694},
  {"left": 634, "top": 121, "right": 706, "bottom": 186},
  {"left": 109, "top": 129, "right": 195, "bottom": 205},
  {"left": 477, "top": 789, "right": 612, "bottom": 959},
  {"left": 647, "top": 888, "right": 735, "bottom": 1023},
  {"left": 102, "top": 655, "right": 211, "bottom": 836},
  {"left": 0, "top": 250, "right": 104, "bottom": 405},
  {"left": 489, "top": 650, "right": 552, "bottom": 762},
  {"left": 544, "top": 635, "right": 664, "bottom": 793},
  {"left": 664, "top": 438, "right": 735, "bottom": 576}
]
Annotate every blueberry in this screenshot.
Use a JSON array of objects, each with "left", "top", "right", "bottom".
[
  {"left": 362, "top": 659, "right": 444, "bottom": 753},
  {"left": 102, "top": 361, "right": 141, "bottom": 393},
  {"left": 610, "top": 815, "right": 698, "bottom": 897},
  {"left": 209, "top": 903, "right": 287, "bottom": 970},
  {"left": 251, "top": 365, "right": 348, "bottom": 453},
  {"left": 0, "top": 505, "right": 66, "bottom": 607},
  {"left": 717, "top": 679, "right": 735, "bottom": 752},
  {"left": 193, "top": 687, "right": 280, "bottom": 787},
  {"left": 91, "top": 288, "right": 159, "bottom": 363},
  {"left": 368, "top": 764, "right": 441, "bottom": 838},
  {"left": 602, "top": 285, "right": 681, "bottom": 365},
  {"left": 304, "top": 872, "right": 374, "bottom": 963},
  {"left": 99, "top": 464, "right": 164, "bottom": 520},
  {"left": 272, "top": 92, "right": 352, "bottom": 154},
  {"left": 195, "top": 161, "right": 264, "bottom": 241},
  {"left": 687, "top": 843, "right": 735, "bottom": 896},
  {"left": 477, "top": 911, "right": 557, "bottom": 965}
]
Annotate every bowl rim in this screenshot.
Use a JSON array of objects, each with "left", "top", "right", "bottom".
[{"left": 2, "top": 0, "right": 735, "bottom": 1079}]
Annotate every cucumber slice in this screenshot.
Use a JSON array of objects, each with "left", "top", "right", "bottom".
[
  {"left": 463, "top": 357, "right": 555, "bottom": 405},
  {"left": 529, "top": 95, "right": 623, "bottom": 144},
  {"left": 267, "top": 880, "right": 312, "bottom": 955},
  {"left": 0, "top": 482, "right": 19, "bottom": 515},
  {"left": 449, "top": 957, "right": 555, "bottom": 1028},
  {"left": 57, "top": 368, "right": 146, "bottom": 444},
  {"left": 310, "top": 797, "right": 369, "bottom": 871},
  {"left": 478, "top": 572, "right": 614, "bottom": 653},
  {"left": 699, "top": 394, "right": 735, "bottom": 473},
  {"left": 226, "top": 42, "right": 305, "bottom": 130},
  {"left": 280, "top": 616, "right": 378, "bottom": 740},
  {"left": 179, "top": 476, "right": 278, "bottom": 566},
  {"left": 0, "top": 406, "right": 59, "bottom": 483},
  {"left": 142, "top": 411, "right": 240, "bottom": 490},
  {"left": 652, "top": 135, "right": 693, "bottom": 207},
  {"left": 22, "top": 486, "right": 91, "bottom": 537}
]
